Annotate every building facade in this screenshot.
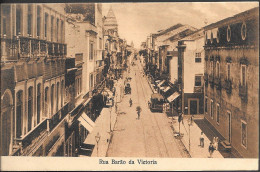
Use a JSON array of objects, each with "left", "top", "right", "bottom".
[
  {"left": 204, "top": 7, "right": 259, "bottom": 158},
  {"left": 1, "top": 3, "right": 68, "bottom": 156},
  {"left": 177, "top": 29, "right": 205, "bottom": 115}
]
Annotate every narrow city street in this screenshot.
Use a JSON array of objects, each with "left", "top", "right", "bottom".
[{"left": 106, "top": 59, "right": 185, "bottom": 157}]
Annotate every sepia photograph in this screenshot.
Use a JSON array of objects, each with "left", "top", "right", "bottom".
[{"left": 0, "top": 1, "right": 259, "bottom": 171}]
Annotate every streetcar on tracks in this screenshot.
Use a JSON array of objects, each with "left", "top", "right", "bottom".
[{"left": 148, "top": 93, "right": 165, "bottom": 112}]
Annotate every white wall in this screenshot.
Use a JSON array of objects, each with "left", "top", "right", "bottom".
[
  {"left": 183, "top": 37, "right": 204, "bottom": 93},
  {"left": 169, "top": 56, "right": 178, "bottom": 84}
]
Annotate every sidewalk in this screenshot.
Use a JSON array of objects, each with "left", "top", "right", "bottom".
[
  {"left": 80, "top": 79, "right": 124, "bottom": 157},
  {"left": 171, "top": 115, "right": 224, "bottom": 158}
]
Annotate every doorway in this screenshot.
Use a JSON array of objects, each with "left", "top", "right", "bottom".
[{"left": 188, "top": 98, "right": 199, "bottom": 115}]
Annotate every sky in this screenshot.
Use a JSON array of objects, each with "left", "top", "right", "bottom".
[{"left": 102, "top": 2, "right": 259, "bottom": 48}]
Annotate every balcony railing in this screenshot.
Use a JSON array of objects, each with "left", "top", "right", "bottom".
[
  {"left": 48, "top": 103, "right": 69, "bottom": 132},
  {"left": 95, "top": 60, "right": 104, "bottom": 68},
  {"left": 14, "top": 119, "right": 48, "bottom": 153},
  {"left": 209, "top": 74, "right": 214, "bottom": 87},
  {"left": 224, "top": 79, "right": 232, "bottom": 94},
  {"left": 194, "top": 86, "right": 203, "bottom": 93},
  {"left": 1, "top": 35, "right": 67, "bottom": 62},
  {"left": 214, "top": 77, "right": 222, "bottom": 90},
  {"left": 239, "top": 84, "right": 248, "bottom": 101}
]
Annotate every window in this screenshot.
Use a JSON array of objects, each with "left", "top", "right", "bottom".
[
  {"left": 37, "top": 6, "right": 41, "bottom": 37},
  {"left": 61, "top": 80, "right": 64, "bottom": 107},
  {"left": 227, "top": 63, "right": 231, "bottom": 80},
  {"left": 61, "top": 20, "right": 64, "bottom": 42},
  {"left": 56, "top": 82, "right": 59, "bottom": 111},
  {"left": 79, "top": 78, "right": 82, "bottom": 93},
  {"left": 210, "top": 61, "right": 214, "bottom": 75},
  {"left": 90, "top": 43, "right": 94, "bottom": 60},
  {"left": 51, "top": 16, "right": 54, "bottom": 41},
  {"left": 37, "top": 84, "right": 41, "bottom": 125},
  {"left": 16, "top": 5, "right": 22, "bottom": 35},
  {"left": 216, "top": 104, "right": 220, "bottom": 124},
  {"left": 2, "top": 5, "right": 10, "bottom": 36},
  {"left": 51, "top": 84, "right": 55, "bottom": 115},
  {"left": 210, "top": 100, "right": 214, "bottom": 119},
  {"left": 44, "top": 87, "right": 49, "bottom": 117},
  {"left": 205, "top": 97, "right": 208, "bottom": 113},
  {"left": 28, "top": 5, "right": 32, "bottom": 35},
  {"left": 56, "top": 18, "right": 59, "bottom": 41},
  {"left": 195, "top": 75, "right": 202, "bottom": 87},
  {"left": 241, "top": 65, "right": 246, "bottom": 86},
  {"left": 90, "top": 74, "right": 93, "bottom": 89},
  {"left": 44, "top": 13, "right": 48, "bottom": 38},
  {"left": 195, "top": 58, "right": 202, "bottom": 63},
  {"left": 241, "top": 121, "right": 247, "bottom": 148},
  {"left": 216, "top": 61, "right": 220, "bottom": 78},
  {"left": 16, "top": 91, "right": 23, "bottom": 138},
  {"left": 27, "top": 87, "right": 33, "bottom": 132}
]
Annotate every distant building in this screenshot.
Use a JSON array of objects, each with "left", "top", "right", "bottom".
[{"left": 204, "top": 7, "right": 259, "bottom": 158}]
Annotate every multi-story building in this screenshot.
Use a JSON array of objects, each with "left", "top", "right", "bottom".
[
  {"left": 204, "top": 7, "right": 259, "bottom": 158},
  {"left": 1, "top": 3, "right": 69, "bottom": 156},
  {"left": 177, "top": 29, "right": 205, "bottom": 115},
  {"left": 64, "top": 3, "right": 106, "bottom": 156}
]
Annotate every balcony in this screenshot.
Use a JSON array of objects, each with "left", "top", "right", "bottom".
[
  {"left": 95, "top": 60, "right": 104, "bottom": 69},
  {"left": 48, "top": 103, "right": 69, "bottom": 132},
  {"left": 1, "top": 36, "right": 67, "bottom": 62},
  {"left": 194, "top": 86, "right": 203, "bottom": 93},
  {"left": 214, "top": 77, "right": 222, "bottom": 90},
  {"left": 224, "top": 79, "right": 232, "bottom": 94},
  {"left": 14, "top": 119, "right": 48, "bottom": 155},
  {"left": 239, "top": 84, "right": 248, "bottom": 101},
  {"left": 209, "top": 74, "right": 214, "bottom": 87}
]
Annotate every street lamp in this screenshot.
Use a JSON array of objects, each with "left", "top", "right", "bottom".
[{"left": 95, "top": 132, "right": 101, "bottom": 157}]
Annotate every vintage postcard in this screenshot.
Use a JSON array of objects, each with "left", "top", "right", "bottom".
[{"left": 0, "top": 1, "right": 259, "bottom": 171}]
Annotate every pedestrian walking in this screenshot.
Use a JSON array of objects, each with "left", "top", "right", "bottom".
[
  {"left": 136, "top": 106, "right": 142, "bottom": 120},
  {"left": 200, "top": 132, "right": 204, "bottom": 147},
  {"left": 214, "top": 137, "right": 219, "bottom": 151},
  {"left": 129, "top": 98, "right": 133, "bottom": 107},
  {"left": 190, "top": 115, "right": 194, "bottom": 125},
  {"left": 208, "top": 142, "right": 215, "bottom": 158},
  {"left": 213, "top": 137, "right": 216, "bottom": 149}
]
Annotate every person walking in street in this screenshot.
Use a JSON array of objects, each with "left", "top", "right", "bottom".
[
  {"left": 129, "top": 98, "right": 133, "bottom": 107},
  {"left": 208, "top": 142, "right": 215, "bottom": 158},
  {"left": 200, "top": 132, "right": 204, "bottom": 148},
  {"left": 136, "top": 106, "right": 142, "bottom": 120},
  {"left": 213, "top": 137, "right": 219, "bottom": 151}
]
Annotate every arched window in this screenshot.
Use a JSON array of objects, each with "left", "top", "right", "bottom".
[
  {"left": 1, "top": 90, "right": 13, "bottom": 155},
  {"left": 51, "top": 84, "right": 55, "bottom": 115},
  {"left": 56, "top": 82, "right": 60, "bottom": 111},
  {"left": 27, "top": 87, "right": 33, "bottom": 132},
  {"left": 37, "top": 84, "right": 41, "bottom": 124},
  {"left": 16, "top": 91, "right": 23, "bottom": 138},
  {"left": 44, "top": 87, "right": 49, "bottom": 117}
]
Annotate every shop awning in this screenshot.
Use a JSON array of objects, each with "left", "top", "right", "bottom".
[
  {"left": 157, "top": 80, "right": 166, "bottom": 87},
  {"left": 83, "top": 98, "right": 92, "bottom": 107},
  {"left": 81, "top": 112, "right": 95, "bottom": 127},
  {"left": 155, "top": 80, "right": 161, "bottom": 84},
  {"left": 167, "top": 92, "right": 180, "bottom": 102},
  {"left": 78, "top": 116, "right": 93, "bottom": 133},
  {"left": 78, "top": 112, "right": 95, "bottom": 133},
  {"left": 163, "top": 86, "right": 171, "bottom": 92}
]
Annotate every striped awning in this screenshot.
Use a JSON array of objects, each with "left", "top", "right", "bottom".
[
  {"left": 167, "top": 92, "right": 180, "bottom": 102},
  {"left": 163, "top": 86, "right": 171, "bottom": 92},
  {"left": 78, "top": 112, "right": 95, "bottom": 133},
  {"left": 157, "top": 80, "right": 166, "bottom": 87}
]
